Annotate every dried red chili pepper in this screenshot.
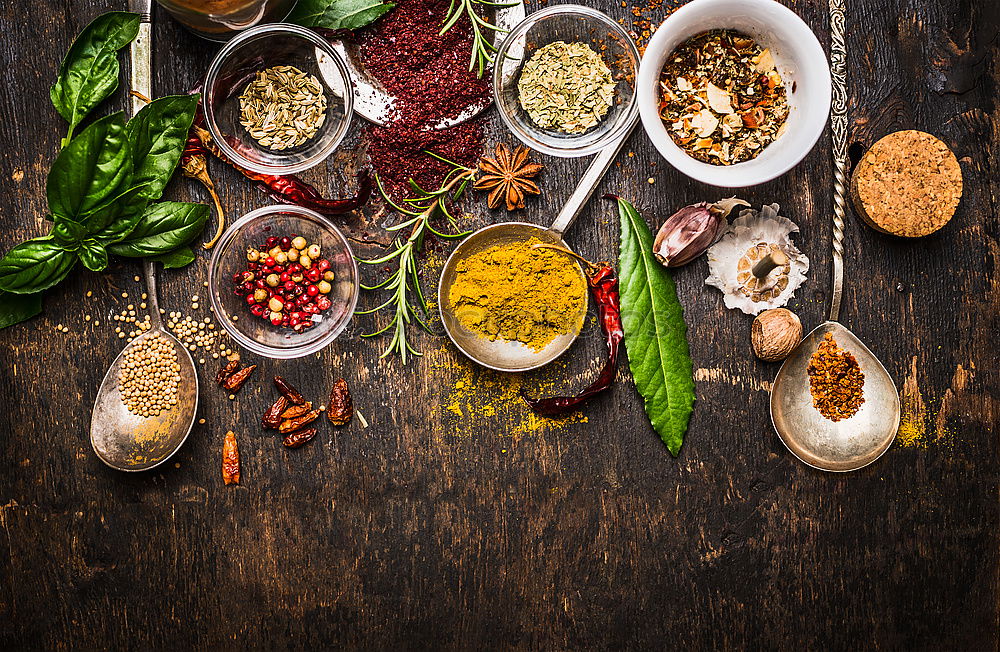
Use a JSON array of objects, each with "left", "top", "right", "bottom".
[
  {"left": 273, "top": 376, "right": 306, "bottom": 405},
  {"left": 280, "top": 402, "right": 313, "bottom": 420},
  {"left": 279, "top": 409, "right": 322, "bottom": 434},
  {"left": 327, "top": 378, "right": 353, "bottom": 426},
  {"left": 222, "top": 364, "right": 256, "bottom": 392},
  {"left": 282, "top": 427, "right": 318, "bottom": 449},
  {"left": 522, "top": 258, "right": 623, "bottom": 416},
  {"left": 215, "top": 359, "right": 239, "bottom": 385},
  {"left": 188, "top": 122, "right": 372, "bottom": 217},
  {"left": 262, "top": 395, "right": 289, "bottom": 429},
  {"left": 222, "top": 431, "right": 240, "bottom": 485}
]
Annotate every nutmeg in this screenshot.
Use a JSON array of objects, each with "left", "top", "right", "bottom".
[{"left": 751, "top": 308, "right": 802, "bottom": 362}]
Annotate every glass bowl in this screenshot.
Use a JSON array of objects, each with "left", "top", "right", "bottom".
[
  {"left": 208, "top": 206, "right": 359, "bottom": 359},
  {"left": 203, "top": 24, "right": 353, "bottom": 175},
  {"left": 492, "top": 5, "right": 640, "bottom": 158}
]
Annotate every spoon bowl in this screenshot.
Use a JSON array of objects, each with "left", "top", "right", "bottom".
[
  {"left": 90, "top": 259, "right": 200, "bottom": 472},
  {"left": 770, "top": 321, "right": 899, "bottom": 472},
  {"left": 438, "top": 222, "right": 587, "bottom": 372},
  {"left": 90, "top": 324, "right": 199, "bottom": 472}
]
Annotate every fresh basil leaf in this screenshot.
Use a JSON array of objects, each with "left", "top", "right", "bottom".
[
  {"left": 615, "top": 196, "right": 695, "bottom": 456},
  {"left": 124, "top": 94, "right": 200, "bottom": 210},
  {"left": 78, "top": 239, "right": 109, "bottom": 272},
  {"left": 289, "top": 0, "right": 394, "bottom": 29},
  {"left": 0, "top": 238, "right": 78, "bottom": 295},
  {"left": 51, "top": 216, "right": 88, "bottom": 250},
  {"left": 50, "top": 11, "right": 140, "bottom": 140},
  {"left": 0, "top": 291, "right": 44, "bottom": 330},
  {"left": 108, "top": 202, "right": 210, "bottom": 258},
  {"left": 82, "top": 184, "right": 150, "bottom": 235},
  {"left": 150, "top": 246, "right": 196, "bottom": 269},
  {"left": 47, "top": 112, "right": 132, "bottom": 220}
]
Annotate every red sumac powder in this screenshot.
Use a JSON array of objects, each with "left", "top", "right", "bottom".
[{"left": 358, "top": 0, "right": 488, "bottom": 196}]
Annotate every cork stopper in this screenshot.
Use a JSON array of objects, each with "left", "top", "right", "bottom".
[{"left": 850, "top": 130, "right": 962, "bottom": 238}]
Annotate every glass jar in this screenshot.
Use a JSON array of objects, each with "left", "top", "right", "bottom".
[{"left": 155, "top": 0, "right": 298, "bottom": 41}]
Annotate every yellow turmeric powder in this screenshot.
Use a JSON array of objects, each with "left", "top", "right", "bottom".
[{"left": 448, "top": 237, "right": 587, "bottom": 350}]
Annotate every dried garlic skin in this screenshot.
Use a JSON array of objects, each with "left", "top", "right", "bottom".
[{"left": 653, "top": 198, "right": 748, "bottom": 268}]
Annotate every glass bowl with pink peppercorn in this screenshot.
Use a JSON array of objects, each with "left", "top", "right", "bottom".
[{"left": 208, "top": 205, "right": 359, "bottom": 359}]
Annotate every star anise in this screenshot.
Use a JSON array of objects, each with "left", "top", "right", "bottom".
[{"left": 473, "top": 143, "right": 544, "bottom": 210}]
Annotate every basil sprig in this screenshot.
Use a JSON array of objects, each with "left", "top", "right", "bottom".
[
  {"left": 0, "top": 11, "right": 209, "bottom": 329},
  {"left": 50, "top": 12, "right": 140, "bottom": 145}
]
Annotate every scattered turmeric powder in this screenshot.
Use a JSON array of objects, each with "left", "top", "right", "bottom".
[{"left": 448, "top": 236, "right": 587, "bottom": 351}]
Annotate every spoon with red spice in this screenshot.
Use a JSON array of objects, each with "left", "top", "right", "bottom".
[
  {"left": 325, "top": 2, "right": 525, "bottom": 129},
  {"left": 769, "top": 3, "right": 899, "bottom": 472}
]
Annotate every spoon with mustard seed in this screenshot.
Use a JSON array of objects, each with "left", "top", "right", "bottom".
[
  {"left": 90, "top": 2, "right": 199, "bottom": 472},
  {"left": 769, "top": 0, "right": 899, "bottom": 472}
]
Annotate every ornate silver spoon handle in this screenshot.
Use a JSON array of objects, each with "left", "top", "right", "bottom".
[{"left": 829, "top": 0, "right": 847, "bottom": 322}]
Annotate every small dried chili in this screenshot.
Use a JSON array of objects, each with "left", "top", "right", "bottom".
[
  {"left": 283, "top": 427, "right": 318, "bottom": 449},
  {"left": 327, "top": 378, "right": 353, "bottom": 426},
  {"left": 262, "top": 395, "right": 289, "bottom": 429},
  {"left": 279, "top": 409, "right": 322, "bottom": 434},
  {"left": 280, "top": 402, "right": 313, "bottom": 419},
  {"left": 222, "top": 364, "right": 256, "bottom": 392},
  {"left": 522, "top": 259, "right": 623, "bottom": 416},
  {"left": 273, "top": 376, "right": 307, "bottom": 405},
  {"left": 215, "top": 359, "right": 239, "bottom": 385},
  {"left": 222, "top": 431, "right": 240, "bottom": 485}
]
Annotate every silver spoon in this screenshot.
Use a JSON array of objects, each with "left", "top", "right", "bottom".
[
  {"left": 90, "top": 3, "right": 199, "bottom": 471},
  {"left": 438, "top": 112, "right": 639, "bottom": 371},
  {"left": 769, "top": 0, "right": 899, "bottom": 472}
]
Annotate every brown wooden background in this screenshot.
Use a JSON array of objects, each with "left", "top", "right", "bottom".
[{"left": 1, "top": 0, "right": 997, "bottom": 649}]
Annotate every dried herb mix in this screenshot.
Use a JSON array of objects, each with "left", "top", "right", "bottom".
[
  {"left": 658, "top": 29, "right": 789, "bottom": 165},
  {"left": 518, "top": 41, "right": 617, "bottom": 134}
]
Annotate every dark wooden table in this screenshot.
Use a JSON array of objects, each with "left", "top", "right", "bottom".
[{"left": 1, "top": 0, "right": 996, "bottom": 648}]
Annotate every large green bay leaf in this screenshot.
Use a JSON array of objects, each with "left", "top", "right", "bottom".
[{"left": 616, "top": 196, "right": 695, "bottom": 456}]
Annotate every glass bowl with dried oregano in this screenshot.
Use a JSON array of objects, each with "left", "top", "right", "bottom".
[
  {"left": 493, "top": 5, "right": 640, "bottom": 158},
  {"left": 203, "top": 24, "right": 353, "bottom": 175}
]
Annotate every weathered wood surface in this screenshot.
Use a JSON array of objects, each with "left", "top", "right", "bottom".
[{"left": 0, "top": 0, "right": 996, "bottom": 648}]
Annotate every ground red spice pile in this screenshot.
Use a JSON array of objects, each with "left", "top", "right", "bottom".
[
  {"left": 808, "top": 333, "right": 866, "bottom": 422},
  {"left": 357, "top": 0, "right": 489, "bottom": 196}
]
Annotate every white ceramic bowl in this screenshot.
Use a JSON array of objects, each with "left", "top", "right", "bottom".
[{"left": 637, "top": 0, "right": 831, "bottom": 187}]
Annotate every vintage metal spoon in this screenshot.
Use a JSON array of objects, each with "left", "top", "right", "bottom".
[
  {"left": 769, "top": 0, "right": 899, "bottom": 472},
  {"left": 438, "top": 112, "right": 639, "bottom": 371},
  {"left": 90, "top": 3, "right": 199, "bottom": 471}
]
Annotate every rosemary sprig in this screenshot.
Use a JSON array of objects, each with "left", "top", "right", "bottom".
[
  {"left": 357, "top": 153, "right": 476, "bottom": 363},
  {"left": 440, "top": 0, "right": 518, "bottom": 78}
]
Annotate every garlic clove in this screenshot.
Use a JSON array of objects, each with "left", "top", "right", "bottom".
[{"left": 653, "top": 198, "right": 749, "bottom": 268}]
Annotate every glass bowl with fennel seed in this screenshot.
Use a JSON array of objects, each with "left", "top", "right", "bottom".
[
  {"left": 203, "top": 23, "right": 353, "bottom": 175},
  {"left": 492, "top": 5, "right": 640, "bottom": 158}
]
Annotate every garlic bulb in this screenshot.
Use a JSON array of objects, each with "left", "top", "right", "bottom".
[
  {"left": 705, "top": 204, "right": 809, "bottom": 315},
  {"left": 653, "top": 197, "right": 748, "bottom": 268}
]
